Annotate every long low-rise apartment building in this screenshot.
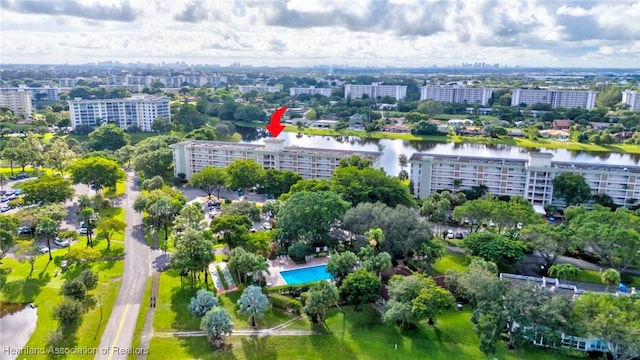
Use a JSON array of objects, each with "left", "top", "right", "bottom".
[
  {"left": 171, "top": 139, "right": 382, "bottom": 180},
  {"left": 289, "top": 87, "right": 332, "bottom": 97},
  {"left": 410, "top": 152, "right": 640, "bottom": 209},
  {"left": 420, "top": 86, "right": 493, "bottom": 106},
  {"left": 344, "top": 83, "right": 407, "bottom": 101}
]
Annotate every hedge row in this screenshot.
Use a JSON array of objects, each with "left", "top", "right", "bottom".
[
  {"left": 264, "top": 282, "right": 315, "bottom": 296},
  {"left": 269, "top": 294, "right": 303, "bottom": 314}
]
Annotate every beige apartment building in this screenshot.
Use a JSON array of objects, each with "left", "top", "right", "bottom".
[
  {"left": 0, "top": 90, "right": 32, "bottom": 118},
  {"left": 410, "top": 152, "right": 640, "bottom": 209},
  {"left": 171, "top": 139, "right": 383, "bottom": 180}
]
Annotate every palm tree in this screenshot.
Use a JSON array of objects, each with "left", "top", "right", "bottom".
[
  {"left": 600, "top": 268, "right": 620, "bottom": 292},
  {"left": 36, "top": 217, "right": 58, "bottom": 261},
  {"left": 149, "top": 198, "right": 173, "bottom": 244},
  {"left": 79, "top": 207, "right": 98, "bottom": 247}
]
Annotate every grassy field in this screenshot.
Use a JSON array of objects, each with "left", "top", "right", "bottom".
[
  {"left": 432, "top": 253, "right": 469, "bottom": 274},
  {"left": 1, "top": 255, "right": 124, "bottom": 360},
  {"left": 148, "top": 305, "right": 572, "bottom": 360}
]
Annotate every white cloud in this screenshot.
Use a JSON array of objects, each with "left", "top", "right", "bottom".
[{"left": 0, "top": 0, "right": 638, "bottom": 67}]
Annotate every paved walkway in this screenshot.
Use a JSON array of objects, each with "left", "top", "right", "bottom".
[
  {"left": 154, "top": 315, "right": 314, "bottom": 338},
  {"left": 137, "top": 272, "right": 160, "bottom": 360}
]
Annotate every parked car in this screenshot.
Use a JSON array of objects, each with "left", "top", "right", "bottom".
[
  {"left": 262, "top": 222, "right": 272, "bottom": 230},
  {"left": 0, "top": 205, "right": 10, "bottom": 213},
  {"left": 446, "top": 230, "right": 455, "bottom": 239},
  {"left": 78, "top": 228, "right": 89, "bottom": 235},
  {"left": 455, "top": 232, "right": 464, "bottom": 239},
  {"left": 54, "top": 238, "right": 70, "bottom": 247},
  {"left": 38, "top": 245, "right": 50, "bottom": 254},
  {"left": 16, "top": 173, "right": 30, "bottom": 180},
  {"left": 18, "top": 226, "right": 32, "bottom": 235}
]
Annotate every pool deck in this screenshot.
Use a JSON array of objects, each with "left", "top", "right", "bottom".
[{"left": 266, "top": 256, "right": 330, "bottom": 287}]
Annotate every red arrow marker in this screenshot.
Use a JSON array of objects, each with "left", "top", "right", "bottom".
[{"left": 265, "top": 106, "right": 288, "bottom": 137}]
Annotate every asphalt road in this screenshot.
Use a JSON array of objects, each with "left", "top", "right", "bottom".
[{"left": 96, "top": 172, "right": 149, "bottom": 360}]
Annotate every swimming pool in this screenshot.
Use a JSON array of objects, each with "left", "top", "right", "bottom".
[{"left": 280, "top": 265, "right": 332, "bottom": 285}]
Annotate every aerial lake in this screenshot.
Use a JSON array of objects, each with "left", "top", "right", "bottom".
[{"left": 237, "top": 127, "right": 640, "bottom": 176}]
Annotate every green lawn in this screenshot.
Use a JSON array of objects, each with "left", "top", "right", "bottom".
[
  {"left": 432, "top": 253, "right": 469, "bottom": 274},
  {"left": 153, "top": 270, "right": 300, "bottom": 332},
  {"left": 1, "top": 256, "right": 124, "bottom": 360},
  {"left": 148, "top": 305, "right": 573, "bottom": 360}
]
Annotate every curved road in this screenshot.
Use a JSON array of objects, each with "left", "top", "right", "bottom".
[{"left": 96, "top": 172, "right": 149, "bottom": 360}]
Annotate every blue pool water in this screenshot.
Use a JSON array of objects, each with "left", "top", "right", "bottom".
[{"left": 280, "top": 265, "right": 332, "bottom": 285}]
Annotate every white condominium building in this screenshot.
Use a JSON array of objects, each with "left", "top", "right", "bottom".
[
  {"left": 511, "top": 89, "right": 598, "bottom": 110},
  {"left": 67, "top": 95, "right": 170, "bottom": 132},
  {"left": 237, "top": 85, "right": 280, "bottom": 94},
  {"left": 344, "top": 83, "right": 407, "bottom": 101},
  {"left": 289, "top": 87, "right": 332, "bottom": 97},
  {"left": 0, "top": 91, "right": 32, "bottom": 118},
  {"left": 409, "top": 152, "right": 640, "bottom": 209},
  {"left": 171, "top": 139, "right": 383, "bottom": 180},
  {"left": 0, "top": 85, "right": 71, "bottom": 101},
  {"left": 420, "top": 86, "right": 493, "bottom": 106},
  {"left": 622, "top": 90, "right": 640, "bottom": 111}
]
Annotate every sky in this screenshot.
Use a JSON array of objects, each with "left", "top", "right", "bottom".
[{"left": 0, "top": 0, "right": 639, "bottom": 68}]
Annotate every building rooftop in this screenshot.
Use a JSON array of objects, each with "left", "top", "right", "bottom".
[
  {"left": 171, "top": 140, "right": 383, "bottom": 160},
  {"left": 409, "top": 153, "right": 528, "bottom": 166}
]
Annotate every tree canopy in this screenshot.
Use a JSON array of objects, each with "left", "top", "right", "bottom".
[
  {"left": 88, "top": 124, "right": 130, "bottom": 151},
  {"left": 226, "top": 159, "right": 264, "bottom": 192},
  {"left": 552, "top": 173, "right": 592, "bottom": 208},
  {"left": 330, "top": 166, "right": 415, "bottom": 208},
  {"left": 69, "top": 157, "right": 125, "bottom": 192},
  {"left": 190, "top": 166, "right": 227, "bottom": 199}
]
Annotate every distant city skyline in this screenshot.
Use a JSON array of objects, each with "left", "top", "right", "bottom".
[{"left": 1, "top": 0, "right": 639, "bottom": 68}]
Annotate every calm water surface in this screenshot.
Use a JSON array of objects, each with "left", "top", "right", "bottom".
[{"left": 238, "top": 127, "right": 640, "bottom": 176}]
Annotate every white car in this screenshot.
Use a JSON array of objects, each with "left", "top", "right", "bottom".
[
  {"left": 262, "top": 222, "right": 272, "bottom": 230},
  {"left": 78, "top": 228, "right": 89, "bottom": 235},
  {"left": 54, "top": 238, "right": 70, "bottom": 247},
  {"left": 38, "top": 245, "right": 50, "bottom": 254}
]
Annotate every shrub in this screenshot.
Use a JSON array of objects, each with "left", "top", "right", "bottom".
[
  {"left": 224, "top": 199, "right": 232, "bottom": 204},
  {"left": 188, "top": 289, "right": 219, "bottom": 318},
  {"left": 300, "top": 292, "right": 308, "bottom": 305},
  {"left": 46, "top": 328, "right": 64, "bottom": 347},
  {"left": 337, "top": 244, "right": 346, "bottom": 252},
  {"left": 270, "top": 294, "right": 303, "bottom": 314},
  {"left": 264, "top": 283, "right": 314, "bottom": 296},
  {"left": 52, "top": 298, "right": 83, "bottom": 329}
]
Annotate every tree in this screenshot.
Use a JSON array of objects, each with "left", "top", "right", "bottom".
[
  {"left": 574, "top": 293, "right": 640, "bottom": 360},
  {"left": 142, "top": 176, "right": 164, "bottom": 191},
  {"left": 133, "top": 148, "right": 174, "bottom": 179},
  {"left": 46, "top": 138, "right": 76, "bottom": 175},
  {"left": 462, "top": 232, "right": 525, "bottom": 267},
  {"left": 417, "top": 100, "right": 443, "bottom": 117},
  {"left": 338, "top": 155, "right": 371, "bottom": 169},
  {"left": 552, "top": 172, "right": 591, "bottom": 208},
  {"left": 15, "top": 240, "right": 39, "bottom": 276},
  {"left": 190, "top": 166, "right": 227, "bottom": 199},
  {"left": 304, "top": 108, "right": 317, "bottom": 120},
  {"left": 227, "top": 247, "right": 268, "bottom": 285},
  {"left": 343, "top": 202, "right": 435, "bottom": 259},
  {"left": 61, "top": 278, "right": 87, "bottom": 300},
  {"left": 52, "top": 298, "right": 83, "bottom": 330},
  {"left": 36, "top": 217, "right": 58, "bottom": 261},
  {"left": 277, "top": 191, "right": 350, "bottom": 245},
  {"left": 600, "top": 268, "right": 620, "bottom": 291},
  {"left": 69, "top": 157, "right": 125, "bottom": 192},
  {"left": 210, "top": 215, "right": 251, "bottom": 249},
  {"left": 411, "top": 120, "right": 439, "bottom": 135},
  {"left": 88, "top": 124, "right": 130, "bottom": 151},
  {"left": 151, "top": 116, "right": 172, "bottom": 133},
  {"left": 77, "top": 269, "right": 98, "bottom": 291},
  {"left": 115, "top": 145, "right": 136, "bottom": 168},
  {"left": 330, "top": 166, "right": 415, "bottom": 208},
  {"left": 79, "top": 207, "right": 98, "bottom": 247},
  {"left": 383, "top": 274, "right": 454, "bottom": 327},
  {"left": 170, "top": 229, "right": 214, "bottom": 286},
  {"left": 173, "top": 203, "right": 205, "bottom": 231},
  {"left": 259, "top": 169, "right": 302, "bottom": 197},
  {"left": 65, "top": 247, "right": 100, "bottom": 267},
  {"left": 0, "top": 229, "right": 15, "bottom": 264},
  {"left": 326, "top": 251, "right": 358, "bottom": 285},
  {"left": 96, "top": 217, "right": 126, "bottom": 249},
  {"left": 339, "top": 269, "right": 381, "bottom": 311},
  {"left": 201, "top": 307, "right": 233, "bottom": 348},
  {"left": 362, "top": 251, "right": 393, "bottom": 276},
  {"left": 364, "top": 227, "right": 384, "bottom": 248},
  {"left": 304, "top": 280, "right": 339, "bottom": 324},
  {"left": 21, "top": 175, "right": 75, "bottom": 205},
  {"left": 188, "top": 289, "right": 220, "bottom": 318},
  {"left": 519, "top": 223, "right": 573, "bottom": 267},
  {"left": 226, "top": 159, "right": 264, "bottom": 193},
  {"left": 221, "top": 201, "right": 261, "bottom": 222},
  {"left": 569, "top": 206, "right": 640, "bottom": 271},
  {"left": 398, "top": 154, "right": 408, "bottom": 169},
  {"left": 173, "top": 103, "right": 207, "bottom": 132},
  {"left": 547, "top": 263, "right": 581, "bottom": 283},
  {"left": 1, "top": 146, "right": 19, "bottom": 175},
  {"left": 237, "top": 285, "right": 269, "bottom": 328}
]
